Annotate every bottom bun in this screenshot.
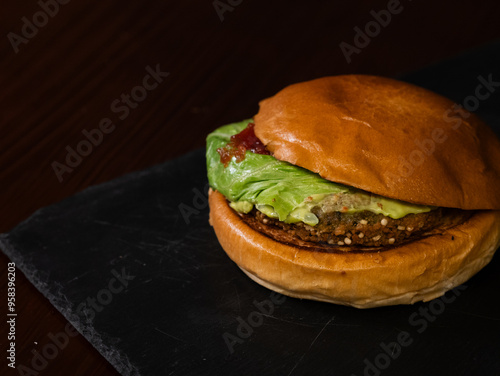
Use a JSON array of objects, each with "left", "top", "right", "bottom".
[{"left": 209, "top": 189, "right": 500, "bottom": 308}]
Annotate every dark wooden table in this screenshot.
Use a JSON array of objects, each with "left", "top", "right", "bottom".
[{"left": 2, "top": 1, "right": 500, "bottom": 374}]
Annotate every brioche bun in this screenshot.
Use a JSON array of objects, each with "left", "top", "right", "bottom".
[
  {"left": 254, "top": 75, "right": 500, "bottom": 210},
  {"left": 209, "top": 189, "right": 500, "bottom": 308},
  {"left": 209, "top": 75, "right": 500, "bottom": 308}
]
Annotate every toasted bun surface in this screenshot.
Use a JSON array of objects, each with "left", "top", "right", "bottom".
[
  {"left": 209, "top": 189, "right": 500, "bottom": 308},
  {"left": 254, "top": 75, "right": 500, "bottom": 210}
]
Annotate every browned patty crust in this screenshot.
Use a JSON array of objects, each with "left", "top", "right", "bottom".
[{"left": 237, "top": 206, "right": 472, "bottom": 252}]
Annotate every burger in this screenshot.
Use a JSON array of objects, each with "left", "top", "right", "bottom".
[{"left": 206, "top": 75, "right": 500, "bottom": 308}]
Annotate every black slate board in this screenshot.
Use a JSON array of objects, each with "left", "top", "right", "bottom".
[{"left": 3, "top": 42, "right": 500, "bottom": 376}]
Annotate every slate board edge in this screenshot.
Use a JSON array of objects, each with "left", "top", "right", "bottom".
[
  {"left": 0, "top": 234, "right": 141, "bottom": 376},
  {"left": 0, "top": 149, "right": 204, "bottom": 375}
]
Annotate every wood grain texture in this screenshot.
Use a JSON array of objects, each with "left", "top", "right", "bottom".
[{"left": 1, "top": 0, "right": 500, "bottom": 374}]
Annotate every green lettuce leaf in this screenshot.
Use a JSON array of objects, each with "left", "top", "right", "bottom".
[{"left": 206, "top": 120, "right": 432, "bottom": 222}]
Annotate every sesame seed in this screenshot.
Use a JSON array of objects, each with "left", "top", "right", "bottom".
[
  {"left": 358, "top": 232, "right": 365, "bottom": 239},
  {"left": 398, "top": 226, "right": 406, "bottom": 231},
  {"left": 328, "top": 239, "right": 335, "bottom": 245},
  {"left": 338, "top": 241, "right": 345, "bottom": 246},
  {"left": 407, "top": 226, "right": 414, "bottom": 232},
  {"left": 262, "top": 218, "right": 269, "bottom": 224},
  {"left": 388, "top": 238, "right": 395, "bottom": 244},
  {"left": 360, "top": 220, "right": 368, "bottom": 225},
  {"left": 344, "top": 237, "right": 352, "bottom": 245},
  {"left": 381, "top": 218, "right": 388, "bottom": 226},
  {"left": 372, "top": 235, "right": 381, "bottom": 241}
]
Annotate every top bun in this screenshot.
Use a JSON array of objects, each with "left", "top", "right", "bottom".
[{"left": 254, "top": 75, "right": 500, "bottom": 210}]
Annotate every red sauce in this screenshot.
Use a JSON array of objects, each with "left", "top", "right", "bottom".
[{"left": 217, "top": 123, "right": 270, "bottom": 166}]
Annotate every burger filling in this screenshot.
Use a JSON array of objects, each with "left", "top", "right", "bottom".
[
  {"left": 206, "top": 120, "right": 469, "bottom": 250},
  {"left": 240, "top": 207, "right": 470, "bottom": 249}
]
